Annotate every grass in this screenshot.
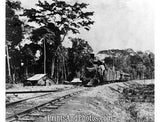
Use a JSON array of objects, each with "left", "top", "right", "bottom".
[{"left": 119, "top": 82, "right": 154, "bottom": 122}]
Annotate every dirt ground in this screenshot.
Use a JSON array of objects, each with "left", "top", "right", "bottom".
[
  {"left": 6, "top": 80, "right": 154, "bottom": 122},
  {"left": 38, "top": 80, "right": 154, "bottom": 122}
]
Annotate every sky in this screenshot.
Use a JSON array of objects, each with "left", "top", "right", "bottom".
[{"left": 19, "top": 0, "right": 154, "bottom": 53}]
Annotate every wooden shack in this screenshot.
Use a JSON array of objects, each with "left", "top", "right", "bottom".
[{"left": 24, "top": 74, "right": 54, "bottom": 86}]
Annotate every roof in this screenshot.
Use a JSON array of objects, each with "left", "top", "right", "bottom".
[
  {"left": 71, "top": 78, "right": 82, "bottom": 83},
  {"left": 27, "top": 74, "right": 46, "bottom": 81}
]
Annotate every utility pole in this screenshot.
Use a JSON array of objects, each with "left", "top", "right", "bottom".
[{"left": 6, "top": 44, "right": 12, "bottom": 83}]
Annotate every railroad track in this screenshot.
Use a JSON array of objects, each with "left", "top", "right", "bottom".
[
  {"left": 6, "top": 86, "right": 75, "bottom": 107},
  {"left": 6, "top": 87, "right": 86, "bottom": 122},
  {"left": 6, "top": 93, "right": 51, "bottom": 107},
  {"left": 6, "top": 87, "right": 74, "bottom": 94}
]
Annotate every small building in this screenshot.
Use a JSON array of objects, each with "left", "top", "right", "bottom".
[
  {"left": 24, "top": 74, "right": 54, "bottom": 86},
  {"left": 71, "top": 78, "right": 82, "bottom": 85}
]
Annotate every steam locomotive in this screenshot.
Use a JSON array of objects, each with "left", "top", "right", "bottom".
[
  {"left": 80, "top": 54, "right": 130, "bottom": 87},
  {"left": 81, "top": 65, "right": 130, "bottom": 86}
]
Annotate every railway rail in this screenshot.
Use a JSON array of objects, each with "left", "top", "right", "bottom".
[
  {"left": 6, "top": 87, "right": 86, "bottom": 122},
  {"left": 6, "top": 86, "right": 75, "bottom": 94},
  {"left": 6, "top": 93, "right": 51, "bottom": 107},
  {"left": 6, "top": 87, "right": 74, "bottom": 106}
]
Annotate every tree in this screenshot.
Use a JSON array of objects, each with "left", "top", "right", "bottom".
[
  {"left": 6, "top": 0, "right": 23, "bottom": 83},
  {"left": 98, "top": 49, "right": 155, "bottom": 80},
  {"left": 67, "top": 38, "right": 93, "bottom": 81},
  {"left": 22, "top": 0, "right": 94, "bottom": 83},
  {"left": 21, "top": 43, "right": 42, "bottom": 78},
  {"left": 30, "top": 23, "right": 61, "bottom": 74},
  {"left": 23, "top": 0, "right": 94, "bottom": 41},
  {"left": 6, "top": 0, "right": 22, "bottom": 46}
]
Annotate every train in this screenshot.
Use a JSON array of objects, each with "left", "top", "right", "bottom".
[
  {"left": 80, "top": 58, "right": 131, "bottom": 87},
  {"left": 103, "top": 67, "right": 131, "bottom": 83}
]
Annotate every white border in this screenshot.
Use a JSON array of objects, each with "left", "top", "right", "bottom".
[
  {"left": 155, "top": 0, "right": 160, "bottom": 121},
  {"left": 0, "top": 0, "right": 5, "bottom": 121},
  {"left": 0, "top": 0, "right": 158, "bottom": 121}
]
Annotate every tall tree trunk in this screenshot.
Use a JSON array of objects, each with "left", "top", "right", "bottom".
[
  {"left": 63, "top": 58, "right": 66, "bottom": 80},
  {"left": 6, "top": 44, "right": 12, "bottom": 83},
  {"left": 55, "top": 58, "right": 57, "bottom": 83},
  {"left": 13, "top": 70, "right": 15, "bottom": 83},
  {"left": 44, "top": 39, "right": 46, "bottom": 74},
  {"left": 25, "top": 60, "right": 28, "bottom": 78},
  {"left": 25, "top": 59, "right": 29, "bottom": 78},
  {"left": 56, "top": 65, "right": 59, "bottom": 84},
  {"left": 25, "top": 67, "right": 28, "bottom": 78},
  {"left": 51, "top": 58, "right": 55, "bottom": 78}
]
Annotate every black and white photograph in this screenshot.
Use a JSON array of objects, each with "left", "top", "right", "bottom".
[{"left": 5, "top": 0, "right": 155, "bottom": 122}]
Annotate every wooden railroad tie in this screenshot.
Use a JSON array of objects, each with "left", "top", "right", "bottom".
[
  {"left": 54, "top": 103, "right": 63, "bottom": 106},
  {"left": 29, "top": 113, "right": 45, "bottom": 117},
  {"left": 15, "top": 118, "right": 35, "bottom": 122},
  {"left": 44, "top": 105, "right": 59, "bottom": 109},
  {"left": 40, "top": 109, "right": 51, "bottom": 113}
]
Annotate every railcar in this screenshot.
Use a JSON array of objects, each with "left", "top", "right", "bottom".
[
  {"left": 103, "top": 68, "right": 130, "bottom": 83},
  {"left": 81, "top": 63, "right": 131, "bottom": 87}
]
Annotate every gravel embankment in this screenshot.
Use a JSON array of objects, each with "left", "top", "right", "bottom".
[{"left": 39, "top": 80, "right": 154, "bottom": 122}]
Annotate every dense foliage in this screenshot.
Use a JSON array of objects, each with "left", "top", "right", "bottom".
[
  {"left": 98, "top": 49, "right": 154, "bottom": 79},
  {"left": 6, "top": 0, "right": 94, "bottom": 83},
  {"left": 6, "top": 0, "right": 154, "bottom": 84},
  {"left": 6, "top": 0, "right": 23, "bottom": 83}
]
